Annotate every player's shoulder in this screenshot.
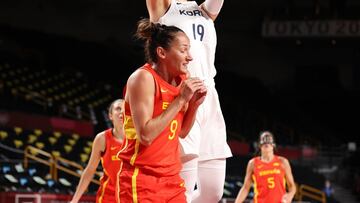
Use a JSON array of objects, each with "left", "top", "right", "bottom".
[
  {"left": 94, "top": 130, "right": 106, "bottom": 142},
  {"left": 277, "top": 156, "right": 290, "bottom": 165},
  {"left": 129, "top": 66, "right": 154, "bottom": 84},
  {"left": 248, "top": 157, "right": 257, "bottom": 167},
  {"left": 277, "top": 155, "right": 287, "bottom": 161},
  {"left": 90, "top": 130, "right": 107, "bottom": 152}
]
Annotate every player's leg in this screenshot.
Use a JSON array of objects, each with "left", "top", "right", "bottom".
[
  {"left": 180, "top": 156, "right": 199, "bottom": 203},
  {"left": 191, "top": 158, "right": 226, "bottom": 203},
  {"left": 180, "top": 117, "right": 202, "bottom": 203}
]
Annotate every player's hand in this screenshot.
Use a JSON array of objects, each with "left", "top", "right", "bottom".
[
  {"left": 189, "top": 85, "right": 207, "bottom": 107},
  {"left": 281, "top": 193, "right": 292, "bottom": 203},
  {"left": 179, "top": 77, "right": 205, "bottom": 103}
]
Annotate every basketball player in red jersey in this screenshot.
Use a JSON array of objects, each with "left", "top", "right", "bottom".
[
  {"left": 70, "top": 99, "right": 124, "bottom": 203},
  {"left": 235, "top": 131, "right": 296, "bottom": 203},
  {"left": 116, "top": 19, "right": 207, "bottom": 203}
]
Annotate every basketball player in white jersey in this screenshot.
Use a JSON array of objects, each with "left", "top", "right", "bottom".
[{"left": 147, "top": 0, "right": 232, "bottom": 202}]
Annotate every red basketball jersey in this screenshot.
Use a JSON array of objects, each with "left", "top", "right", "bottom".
[
  {"left": 118, "top": 63, "right": 186, "bottom": 177},
  {"left": 252, "top": 156, "right": 286, "bottom": 203},
  {"left": 96, "top": 129, "right": 123, "bottom": 203}
]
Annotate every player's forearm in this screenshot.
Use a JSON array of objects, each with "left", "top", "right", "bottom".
[
  {"left": 179, "top": 105, "right": 199, "bottom": 138},
  {"left": 235, "top": 187, "right": 250, "bottom": 203},
  {"left": 139, "top": 96, "right": 186, "bottom": 145},
  {"left": 287, "top": 183, "right": 297, "bottom": 200},
  {"left": 71, "top": 168, "right": 96, "bottom": 202}
]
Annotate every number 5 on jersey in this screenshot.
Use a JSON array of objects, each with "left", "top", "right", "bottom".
[{"left": 267, "top": 177, "right": 275, "bottom": 189}]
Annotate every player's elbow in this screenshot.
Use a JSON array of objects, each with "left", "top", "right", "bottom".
[
  {"left": 178, "top": 131, "right": 186, "bottom": 139},
  {"left": 290, "top": 182, "right": 297, "bottom": 193},
  {"left": 242, "top": 182, "right": 252, "bottom": 192},
  {"left": 139, "top": 134, "right": 152, "bottom": 146},
  {"left": 82, "top": 167, "right": 96, "bottom": 179},
  {"left": 178, "top": 127, "right": 191, "bottom": 139}
]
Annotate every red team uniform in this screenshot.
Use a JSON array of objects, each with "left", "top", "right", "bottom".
[
  {"left": 117, "top": 64, "right": 187, "bottom": 203},
  {"left": 252, "top": 155, "right": 286, "bottom": 203},
  {"left": 96, "top": 129, "right": 123, "bottom": 203}
]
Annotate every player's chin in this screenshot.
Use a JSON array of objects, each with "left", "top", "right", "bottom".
[{"left": 180, "top": 65, "right": 188, "bottom": 74}]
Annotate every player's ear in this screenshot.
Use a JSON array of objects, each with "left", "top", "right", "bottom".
[{"left": 156, "top": 47, "right": 166, "bottom": 59}]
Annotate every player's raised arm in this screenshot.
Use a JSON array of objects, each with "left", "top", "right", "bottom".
[{"left": 146, "top": 0, "right": 171, "bottom": 22}]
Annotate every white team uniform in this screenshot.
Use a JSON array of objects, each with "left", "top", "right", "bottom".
[{"left": 158, "top": 0, "right": 232, "bottom": 161}]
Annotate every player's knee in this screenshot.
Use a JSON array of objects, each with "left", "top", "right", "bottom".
[
  {"left": 184, "top": 191, "right": 193, "bottom": 203},
  {"left": 196, "top": 194, "right": 222, "bottom": 202},
  {"left": 211, "top": 188, "right": 223, "bottom": 201},
  {"left": 199, "top": 186, "right": 223, "bottom": 201}
]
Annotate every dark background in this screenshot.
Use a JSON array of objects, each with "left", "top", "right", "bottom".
[{"left": 2, "top": 0, "right": 360, "bottom": 201}]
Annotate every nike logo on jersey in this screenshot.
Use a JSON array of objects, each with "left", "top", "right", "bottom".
[
  {"left": 257, "top": 165, "right": 264, "bottom": 169},
  {"left": 111, "top": 146, "right": 119, "bottom": 150},
  {"left": 160, "top": 88, "right": 168, "bottom": 93},
  {"left": 273, "top": 162, "right": 280, "bottom": 166},
  {"left": 179, "top": 9, "right": 203, "bottom": 17}
]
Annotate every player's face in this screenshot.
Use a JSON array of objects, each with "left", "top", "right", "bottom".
[
  {"left": 109, "top": 100, "right": 124, "bottom": 127},
  {"left": 260, "top": 142, "right": 274, "bottom": 155},
  {"left": 165, "top": 32, "right": 192, "bottom": 76},
  {"left": 261, "top": 142, "right": 274, "bottom": 149},
  {"left": 260, "top": 134, "right": 274, "bottom": 152}
]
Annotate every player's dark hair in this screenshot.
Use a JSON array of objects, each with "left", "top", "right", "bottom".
[{"left": 135, "top": 18, "right": 184, "bottom": 63}]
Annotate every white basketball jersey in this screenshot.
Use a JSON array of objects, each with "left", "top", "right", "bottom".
[
  {"left": 158, "top": 0, "right": 217, "bottom": 80},
  {"left": 159, "top": 0, "right": 232, "bottom": 160}
]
